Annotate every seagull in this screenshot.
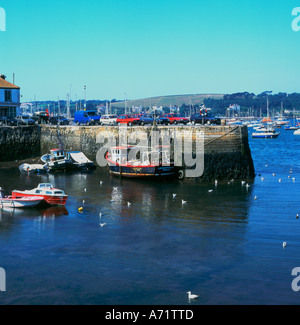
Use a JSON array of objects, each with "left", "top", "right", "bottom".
[
  {"left": 279, "top": 179, "right": 282, "bottom": 183},
  {"left": 241, "top": 181, "right": 246, "bottom": 186},
  {"left": 254, "top": 196, "right": 258, "bottom": 200},
  {"left": 187, "top": 291, "right": 199, "bottom": 301},
  {"left": 246, "top": 184, "right": 250, "bottom": 188},
  {"left": 113, "top": 187, "right": 118, "bottom": 191},
  {"left": 84, "top": 188, "right": 87, "bottom": 192},
  {"left": 127, "top": 202, "right": 131, "bottom": 207},
  {"left": 261, "top": 177, "right": 264, "bottom": 181},
  {"left": 265, "top": 164, "right": 268, "bottom": 167},
  {"left": 208, "top": 190, "right": 213, "bottom": 193},
  {"left": 82, "top": 200, "right": 85, "bottom": 205},
  {"left": 172, "top": 193, "right": 177, "bottom": 199},
  {"left": 292, "top": 178, "right": 296, "bottom": 182},
  {"left": 100, "top": 181, "right": 103, "bottom": 186},
  {"left": 182, "top": 200, "right": 187, "bottom": 205},
  {"left": 283, "top": 242, "right": 287, "bottom": 249},
  {"left": 99, "top": 213, "right": 106, "bottom": 227},
  {"left": 272, "top": 173, "right": 276, "bottom": 176},
  {"left": 297, "top": 213, "right": 299, "bottom": 219},
  {"left": 215, "top": 180, "right": 218, "bottom": 186}
]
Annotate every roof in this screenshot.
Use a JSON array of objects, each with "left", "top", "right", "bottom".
[{"left": 0, "top": 78, "right": 20, "bottom": 89}]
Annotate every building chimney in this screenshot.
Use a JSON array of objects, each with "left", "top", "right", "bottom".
[{"left": 0, "top": 74, "right": 6, "bottom": 80}]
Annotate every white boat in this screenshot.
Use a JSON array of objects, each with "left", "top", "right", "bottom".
[
  {"left": 0, "top": 188, "right": 44, "bottom": 209},
  {"left": 252, "top": 128, "right": 280, "bottom": 138},
  {"left": 252, "top": 126, "right": 280, "bottom": 139},
  {"left": 0, "top": 196, "right": 44, "bottom": 209},
  {"left": 19, "top": 163, "right": 46, "bottom": 174},
  {"left": 294, "top": 129, "right": 300, "bottom": 135}
]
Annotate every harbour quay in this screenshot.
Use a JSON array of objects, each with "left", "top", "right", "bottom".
[{"left": 0, "top": 124, "right": 254, "bottom": 182}]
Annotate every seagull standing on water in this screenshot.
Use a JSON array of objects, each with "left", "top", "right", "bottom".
[
  {"left": 187, "top": 291, "right": 199, "bottom": 301},
  {"left": 283, "top": 242, "right": 287, "bottom": 249},
  {"left": 182, "top": 199, "right": 187, "bottom": 205}
]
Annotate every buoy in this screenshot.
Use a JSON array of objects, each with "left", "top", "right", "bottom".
[{"left": 78, "top": 207, "right": 84, "bottom": 212}]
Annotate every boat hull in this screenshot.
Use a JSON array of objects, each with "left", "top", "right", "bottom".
[
  {"left": 11, "top": 192, "right": 68, "bottom": 206},
  {"left": 0, "top": 196, "right": 44, "bottom": 209},
  {"left": 252, "top": 132, "right": 280, "bottom": 138},
  {"left": 109, "top": 164, "right": 176, "bottom": 178}
]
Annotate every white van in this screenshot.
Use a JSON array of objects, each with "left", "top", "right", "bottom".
[{"left": 100, "top": 115, "right": 118, "bottom": 126}]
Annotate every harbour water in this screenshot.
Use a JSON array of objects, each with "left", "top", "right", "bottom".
[{"left": 1, "top": 125, "right": 300, "bottom": 305}]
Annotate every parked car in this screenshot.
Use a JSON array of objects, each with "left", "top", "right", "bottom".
[
  {"left": 100, "top": 114, "right": 118, "bottom": 126},
  {"left": 16, "top": 115, "right": 36, "bottom": 125},
  {"left": 7, "top": 117, "right": 19, "bottom": 126},
  {"left": 190, "top": 113, "right": 221, "bottom": 125},
  {"left": 161, "top": 113, "right": 188, "bottom": 125},
  {"left": 116, "top": 114, "right": 140, "bottom": 126},
  {"left": 156, "top": 115, "right": 170, "bottom": 125},
  {"left": 138, "top": 114, "right": 169, "bottom": 126},
  {"left": 49, "top": 115, "right": 70, "bottom": 125},
  {"left": 74, "top": 110, "right": 101, "bottom": 125},
  {"left": 33, "top": 111, "right": 49, "bottom": 124},
  {"left": 139, "top": 114, "right": 154, "bottom": 126}
]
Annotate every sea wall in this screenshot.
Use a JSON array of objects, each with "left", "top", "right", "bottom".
[
  {"left": 40, "top": 125, "right": 255, "bottom": 182},
  {"left": 0, "top": 126, "right": 41, "bottom": 162}
]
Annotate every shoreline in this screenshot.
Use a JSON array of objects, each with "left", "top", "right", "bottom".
[{"left": 0, "top": 157, "right": 40, "bottom": 169}]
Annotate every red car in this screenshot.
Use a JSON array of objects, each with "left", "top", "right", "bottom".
[
  {"left": 116, "top": 114, "right": 140, "bottom": 126},
  {"left": 161, "top": 113, "right": 188, "bottom": 125}
]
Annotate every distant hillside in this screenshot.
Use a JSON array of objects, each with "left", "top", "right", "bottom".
[{"left": 111, "top": 94, "right": 224, "bottom": 108}]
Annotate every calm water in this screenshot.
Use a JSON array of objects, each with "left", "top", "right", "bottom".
[{"left": 1, "top": 125, "right": 300, "bottom": 305}]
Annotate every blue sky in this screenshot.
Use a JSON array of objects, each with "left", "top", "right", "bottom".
[{"left": 0, "top": 0, "right": 300, "bottom": 102}]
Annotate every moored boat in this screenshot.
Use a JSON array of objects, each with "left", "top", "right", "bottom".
[
  {"left": 106, "top": 146, "right": 177, "bottom": 178},
  {"left": 0, "top": 196, "right": 44, "bottom": 209},
  {"left": 12, "top": 183, "right": 68, "bottom": 206},
  {"left": 19, "top": 163, "right": 46, "bottom": 174},
  {"left": 0, "top": 186, "right": 44, "bottom": 208},
  {"left": 294, "top": 129, "right": 300, "bottom": 135},
  {"left": 252, "top": 127, "right": 280, "bottom": 138},
  {"left": 43, "top": 149, "right": 95, "bottom": 172}
]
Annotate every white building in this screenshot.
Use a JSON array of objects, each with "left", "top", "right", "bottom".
[{"left": 0, "top": 74, "right": 20, "bottom": 118}]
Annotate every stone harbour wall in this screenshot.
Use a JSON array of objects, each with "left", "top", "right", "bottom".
[
  {"left": 0, "top": 126, "right": 41, "bottom": 162},
  {"left": 40, "top": 125, "right": 255, "bottom": 182}
]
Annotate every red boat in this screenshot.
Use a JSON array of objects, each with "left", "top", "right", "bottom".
[{"left": 12, "top": 183, "right": 68, "bottom": 206}]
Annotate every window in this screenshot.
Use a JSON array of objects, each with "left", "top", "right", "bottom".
[{"left": 4, "top": 90, "right": 12, "bottom": 102}]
